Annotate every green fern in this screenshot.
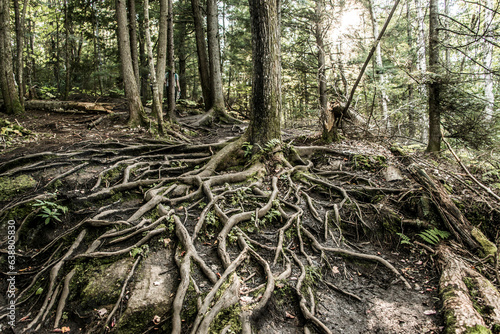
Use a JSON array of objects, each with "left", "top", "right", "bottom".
[
  {"left": 396, "top": 232, "right": 412, "bottom": 245},
  {"left": 418, "top": 228, "right": 450, "bottom": 245}
]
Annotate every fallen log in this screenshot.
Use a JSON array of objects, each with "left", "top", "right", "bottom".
[
  {"left": 24, "top": 100, "right": 115, "bottom": 113},
  {"left": 437, "top": 244, "right": 500, "bottom": 334},
  {"left": 409, "top": 164, "right": 497, "bottom": 258}
]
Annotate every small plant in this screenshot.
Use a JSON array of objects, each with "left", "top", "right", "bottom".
[
  {"left": 396, "top": 232, "right": 412, "bottom": 245},
  {"left": 242, "top": 142, "right": 253, "bottom": 158},
  {"left": 33, "top": 199, "right": 68, "bottom": 225},
  {"left": 130, "top": 244, "right": 149, "bottom": 258},
  {"left": 418, "top": 228, "right": 450, "bottom": 245}
]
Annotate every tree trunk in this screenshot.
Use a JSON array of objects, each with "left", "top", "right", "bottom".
[
  {"left": 367, "top": 0, "right": 390, "bottom": 130},
  {"left": 144, "top": 0, "right": 164, "bottom": 134},
  {"left": 177, "top": 8, "right": 188, "bottom": 100},
  {"left": 115, "top": 0, "right": 146, "bottom": 127},
  {"left": 13, "top": 0, "right": 27, "bottom": 106},
  {"left": 406, "top": 0, "right": 416, "bottom": 138},
  {"left": 128, "top": 0, "right": 140, "bottom": 90},
  {"left": 415, "top": 0, "right": 428, "bottom": 142},
  {"left": 207, "top": 0, "right": 225, "bottom": 114},
  {"left": 64, "top": 0, "right": 71, "bottom": 100},
  {"left": 483, "top": 0, "right": 494, "bottom": 121},
  {"left": 426, "top": 0, "right": 441, "bottom": 153},
  {"left": 0, "top": 0, "right": 24, "bottom": 114},
  {"left": 247, "top": 0, "right": 281, "bottom": 145},
  {"left": 316, "top": 0, "right": 337, "bottom": 143},
  {"left": 191, "top": 0, "right": 212, "bottom": 110},
  {"left": 156, "top": 0, "right": 168, "bottom": 103},
  {"left": 166, "top": 0, "right": 176, "bottom": 121}
]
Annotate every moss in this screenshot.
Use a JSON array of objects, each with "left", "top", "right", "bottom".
[
  {"left": 351, "top": 154, "right": 387, "bottom": 171},
  {"left": 471, "top": 227, "right": 498, "bottom": 260},
  {"left": 0, "top": 175, "right": 37, "bottom": 201},
  {"left": 117, "top": 305, "right": 157, "bottom": 334},
  {"left": 208, "top": 304, "right": 242, "bottom": 334},
  {"left": 464, "top": 325, "right": 492, "bottom": 334}
]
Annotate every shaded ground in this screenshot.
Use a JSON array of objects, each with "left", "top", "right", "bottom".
[{"left": 2, "top": 106, "right": 497, "bottom": 334}]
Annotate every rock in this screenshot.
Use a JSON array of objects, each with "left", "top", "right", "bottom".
[
  {"left": 384, "top": 165, "right": 404, "bottom": 182},
  {"left": 80, "top": 258, "right": 134, "bottom": 310},
  {"left": 117, "top": 247, "right": 177, "bottom": 334}
]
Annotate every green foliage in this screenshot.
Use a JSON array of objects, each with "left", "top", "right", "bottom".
[
  {"left": 242, "top": 142, "right": 253, "bottom": 158},
  {"left": 0, "top": 175, "right": 37, "bottom": 201},
  {"left": 32, "top": 199, "right": 68, "bottom": 225},
  {"left": 417, "top": 228, "right": 450, "bottom": 245},
  {"left": 129, "top": 244, "right": 149, "bottom": 258},
  {"left": 396, "top": 232, "right": 412, "bottom": 245},
  {"left": 35, "top": 287, "right": 44, "bottom": 295}
]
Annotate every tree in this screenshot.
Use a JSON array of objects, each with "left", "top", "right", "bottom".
[
  {"left": 366, "top": 0, "right": 390, "bottom": 130},
  {"left": 166, "top": 0, "right": 176, "bottom": 121},
  {"left": 115, "top": 0, "right": 147, "bottom": 127},
  {"left": 483, "top": 0, "right": 494, "bottom": 121},
  {"left": 426, "top": 0, "right": 441, "bottom": 152},
  {"left": 191, "top": 0, "right": 212, "bottom": 110},
  {"left": 0, "top": 0, "right": 24, "bottom": 115},
  {"left": 316, "top": 0, "right": 338, "bottom": 143},
  {"left": 13, "top": 0, "right": 27, "bottom": 105},
  {"left": 207, "top": 0, "right": 225, "bottom": 114},
  {"left": 144, "top": 0, "right": 165, "bottom": 134},
  {"left": 247, "top": 0, "right": 281, "bottom": 145},
  {"left": 128, "top": 0, "right": 140, "bottom": 89}
]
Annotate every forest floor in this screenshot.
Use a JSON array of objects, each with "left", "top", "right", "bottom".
[{"left": 0, "top": 104, "right": 498, "bottom": 334}]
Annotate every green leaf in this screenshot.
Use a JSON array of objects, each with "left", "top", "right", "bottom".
[{"left": 36, "top": 288, "right": 44, "bottom": 295}]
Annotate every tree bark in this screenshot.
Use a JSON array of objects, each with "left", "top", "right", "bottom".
[
  {"left": 13, "top": 0, "right": 27, "bottom": 105},
  {"left": 207, "top": 0, "right": 225, "bottom": 114},
  {"left": 156, "top": 0, "right": 168, "bottom": 103},
  {"left": 144, "top": 0, "right": 165, "bottom": 134},
  {"left": 367, "top": 0, "right": 390, "bottom": 130},
  {"left": 0, "top": 0, "right": 24, "bottom": 114},
  {"left": 415, "top": 0, "right": 428, "bottom": 141},
  {"left": 483, "top": 0, "right": 494, "bottom": 121},
  {"left": 191, "top": 0, "right": 212, "bottom": 110},
  {"left": 316, "top": 0, "right": 337, "bottom": 143},
  {"left": 64, "top": 0, "right": 72, "bottom": 100},
  {"left": 426, "top": 0, "right": 441, "bottom": 153},
  {"left": 115, "top": 0, "right": 147, "bottom": 127},
  {"left": 247, "top": 0, "right": 282, "bottom": 145},
  {"left": 166, "top": 0, "right": 176, "bottom": 121},
  {"left": 128, "top": 0, "right": 140, "bottom": 90}
]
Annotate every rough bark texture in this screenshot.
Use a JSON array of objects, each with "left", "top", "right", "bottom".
[
  {"left": 156, "top": 0, "right": 168, "bottom": 103},
  {"left": 247, "top": 0, "right": 282, "bottom": 145},
  {"left": 437, "top": 244, "right": 500, "bottom": 334},
  {"left": 483, "top": 0, "right": 494, "bottom": 121},
  {"left": 316, "top": 0, "right": 337, "bottom": 143},
  {"left": 127, "top": 0, "right": 140, "bottom": 90},
  {"left": 191, "top": 0, "right": 212, "bottom": 110},
  {"left": 115, "top": 0, "right": 146, "bottom": 127},
  {"left": 207, "top": 0, "right": 225, "bottom": 114},
  {"left": 166, "top": 0, "right": 176, "bottom": 121},
  {"left": 0, "top": 0, "right": 24, "bottom": 115},
  {"left": 367, "top": 0, "right": 390, "bottom": 129},
  {"left": 144, "top": 0, "right": 164, "bottom": 134},
  {"left": 13, "top": 0, "right": 27, "bottom": 106},
  {"left": 426, "top": 0, "right": 441, "bottom": 153}
]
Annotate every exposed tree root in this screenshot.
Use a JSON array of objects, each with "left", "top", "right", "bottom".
[{"left": 2, "top": 134, "right": 497, "bottom": 334}]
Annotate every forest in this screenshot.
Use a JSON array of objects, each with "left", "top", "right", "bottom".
[{"left": 0, "top": 0, "right": 500, "bottom": 333}]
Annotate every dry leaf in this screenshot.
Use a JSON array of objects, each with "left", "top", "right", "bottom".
[
  {"left": 153, "top": 315, "right": 161, "bottom": 324},
  {"left": 285, "top": 311, "right": 295, "bottom": 319},
  {"left": 424, "top": 310, "right": 437, "bottom": 315},
  {"left": 331, "top": 266, "right": 340, "bottom": 275}
]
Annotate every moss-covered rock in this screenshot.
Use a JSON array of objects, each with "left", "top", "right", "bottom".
[
  {"left": 79, "top": 258, "right": 135, "bottom": 309},
  {"left": 0, "top": 175, "right": 37, "bottom": 201},
  {"left": 117, "top": 248, "right": 177, "bottom": 334}
]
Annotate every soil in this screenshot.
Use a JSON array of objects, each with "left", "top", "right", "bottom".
[{"left": 0, "top": 106, "right": 464, "bottom": 334}]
